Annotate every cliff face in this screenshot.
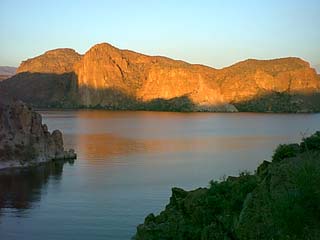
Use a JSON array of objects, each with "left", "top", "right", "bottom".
[
  {"left": 1, "top": 43, "right": 320, "bottom": 112},
  {"left": 74, "top": 43, "right": 232, "bottom": 110},
  {"left": 0, "top": 100, "right": 76, "bottom": 169},
  {"left": 133, "top": 132, "right": 320, "bottom": 240},
  {"left": 75, "top": 44, "right": 320, "bottom": 111}
]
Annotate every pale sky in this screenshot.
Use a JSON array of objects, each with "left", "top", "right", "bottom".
[{"left": 0, "top": 0, "right": 319, "bottom": 69}]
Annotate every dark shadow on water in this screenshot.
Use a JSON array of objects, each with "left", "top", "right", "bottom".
[{"left": 0, "top": 160, "right": 74, "bottom": 213}]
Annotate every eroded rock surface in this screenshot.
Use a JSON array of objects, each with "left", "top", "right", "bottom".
[{"left": 0, "top": 99, "right": 76, "bottom": 169}]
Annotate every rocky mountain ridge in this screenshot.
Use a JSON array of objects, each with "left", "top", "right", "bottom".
[{"left": 1, "top": 43, "right": 320, "bottom": 112}]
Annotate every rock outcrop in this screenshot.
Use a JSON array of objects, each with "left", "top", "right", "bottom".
[
  {"left": 0, "top": 99, "right": 76, "bottom": 170},
  {"left": 133, "top": 132, "right": 320, "bottom": 240},
  {"left": 1, "top": 43, "right": 320, "bottom": 112},
  {"left": 17, "top": 48, "right": 82, "bottom": 74}
]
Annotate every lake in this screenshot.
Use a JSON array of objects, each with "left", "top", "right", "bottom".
[{"left": 0, "top": 111, "right": 319, "bottom": 240}]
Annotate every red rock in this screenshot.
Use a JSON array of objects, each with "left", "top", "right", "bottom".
[
  {"left": 1, "top": 43, "right": 320, "bottom": 112},
  {"left": 17, "top": 48, "right": 81, "bottom": 74}
]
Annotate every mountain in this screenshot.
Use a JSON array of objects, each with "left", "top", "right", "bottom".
[
  {"left": 1, "top": 43, "right": 320, "bottom": 112},
  {"left": 0, "top": 66, "right": 17, "bottom": 81},
  {"left": 314, "top": 64, "right": 320, "bottom": 73},
  {"left": 0, "top": 66, "right": 16, "bottom": 75}
]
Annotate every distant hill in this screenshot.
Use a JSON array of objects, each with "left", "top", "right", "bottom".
[
  {"left": 0, "top": 43, "right": 320, "bottom": 112},
  {"left": 0, "top": 66, "right": 17, "bottom": 81}
]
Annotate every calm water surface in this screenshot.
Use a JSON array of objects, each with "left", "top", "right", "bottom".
[{"left": 0, "top": 111, "right": 319, "bottom": 240}]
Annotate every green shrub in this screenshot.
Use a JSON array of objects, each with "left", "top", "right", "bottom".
[
  {"left": 270, "top": 156, "right": 320, "bottom": 239},
  {"left": 301, "top": 131, "right": 320, "bottom": 152},
  {"left": 207, "top": 172, "right": 258, "bottom": 237},
  {"left": 272, "top": 144, "right": 300, "bottom": 162}
]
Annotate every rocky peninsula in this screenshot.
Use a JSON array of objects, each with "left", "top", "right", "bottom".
[
  {"left": 0, "top": 99, "right": 76, "bottom": 170},
  {"left": 133, "top": 131, "right": 320, "bottom": 240}
]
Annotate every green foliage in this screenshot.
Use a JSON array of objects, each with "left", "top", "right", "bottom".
[
  {"left": 301, "top": 131, "right": 320, "bottom": 151},
  {"left": 143, "top": 96, "right": 194, "bottom": 112},
  {"left": 208, "top": 173, "right": 258, "bottom": 234},
  {"left": 134, "top": 131, "right": 320, "bottom": 240},
  {"left": 270, "top": 156, "right": 320, "bottom": 239},
  {"left": 209, "top": 172, "right": 257, "bottom": 212},
  {"left": 234, "top": 92, "right": 301, "bottom": 113},
  {"left": 272, "top": 143, "right": 300, "bottom": 162}
]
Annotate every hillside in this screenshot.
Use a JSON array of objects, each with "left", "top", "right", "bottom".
[
  {"left": 133, "top": 132, "right": 320, "bottom": 240},
  {"left": 1, "top": 43, "right": 319, "bottom": 112}
]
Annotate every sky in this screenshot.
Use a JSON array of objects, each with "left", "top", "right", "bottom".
[{"left": 0, "top": 0, "right": 319, "bottom": 69}]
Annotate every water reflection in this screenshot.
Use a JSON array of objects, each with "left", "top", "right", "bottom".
[
  {"left": 76, "top": 132, "right": 284, "bottom": 162},
  {"left": 76, "top": 133, "right": 151, "bottom": 159},
  {"left": 0, "top": 160, "right": 74, "bottom": 211},
  {"left": 1, "top": 111, "right": 319, "bottom": 240}
]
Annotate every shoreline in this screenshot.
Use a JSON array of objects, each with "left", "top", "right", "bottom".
[
  {"left": 36, "top": 107, "right": 320, "bottom": 114},
  {"left": 0, "top": 153, "right": 77, "bottom": 172},
  {"left": 133, "top": 131, "right": 320, "bottom": 239}
]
